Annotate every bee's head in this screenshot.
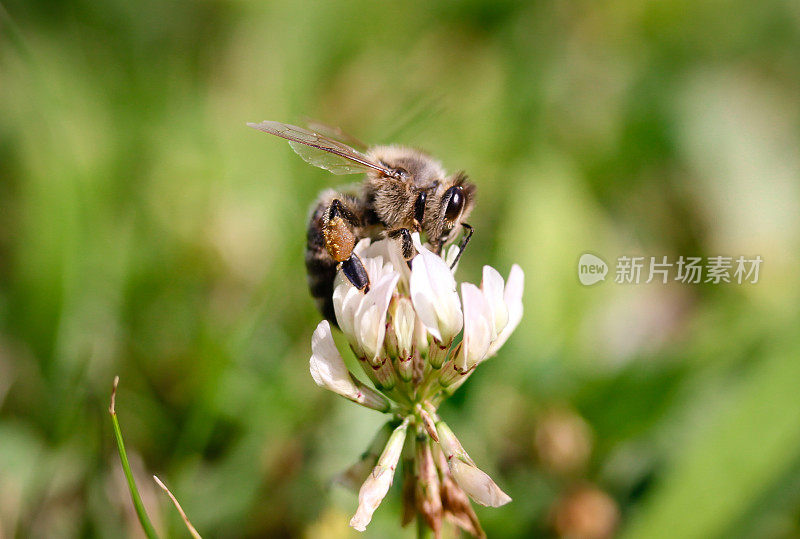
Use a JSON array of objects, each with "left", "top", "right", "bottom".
[
  {"left": 421, "top": 171, "right": 475, "bottom": 247},
  {"left": 366, "top": 146, "right": 475, "bottom": 246}
]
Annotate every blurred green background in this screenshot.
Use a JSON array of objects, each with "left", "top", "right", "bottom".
[{"left": 1, "top": 0, "right": 800, "bottom": 537}]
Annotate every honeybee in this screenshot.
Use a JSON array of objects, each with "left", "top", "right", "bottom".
[{"left": 248, "top": 120, "right": 475, "bottom": 324}]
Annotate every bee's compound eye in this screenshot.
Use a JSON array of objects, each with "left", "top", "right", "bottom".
[
  {"left": 414, "top": 191, "right": 427, "bottom": 224},
  {"left": 443, "top": 186, "right": 464, "bottom": 221}
]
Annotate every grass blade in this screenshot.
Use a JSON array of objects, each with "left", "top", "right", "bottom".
[
  {"left": 109, "top": 376, "right": 159, "bottom": 539},
  {"left": 153, "top": 475, "right": 203, "bottom": 539}
]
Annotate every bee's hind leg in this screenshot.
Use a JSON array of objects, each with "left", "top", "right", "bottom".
[
  {"left": 324, "top": 197, "right": 371, "bottom": 293},
  {"left": 341, "top": 253, "right": 370, "bottom": 292}
]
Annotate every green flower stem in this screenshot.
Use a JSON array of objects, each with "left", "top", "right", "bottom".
[
  {"left": 417, "top": 364, "right": 446, "bottom": 403},
  {"left": 416, "top": 513, "right": 433, "bottom": 539}
]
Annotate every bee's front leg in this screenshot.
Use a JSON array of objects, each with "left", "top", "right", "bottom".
[
  {"left": 324, "top": 199, "right": 370, "bottom": 292},
  {"left": 449, "top": 223, "right": 473, "bottom": 269}
]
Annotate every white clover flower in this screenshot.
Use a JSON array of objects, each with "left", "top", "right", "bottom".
[
  {"left": 333, "top": 239, "right": 397, "bottom": 353},
  {"left": 435, "top": 420, "right": 512, "bottom": 508},
  {"left": 309, "top": 321, "right": 389, "bottom": 411},
  {"left": 353, "top": 272, "right": 400, "bottom": 362},
  {"left": 410, "top": 233, "right": 463, "bottom": 344},
  {"left": 457, "top": 282, "right": 494, "bottom": 372},
  {"left": 333, "top": 423, "right": 393, "bottom": 493},
  {"left": 349, "top": 419, "right": 409, "bottom": 531},
  {"left": 308, "top": 236, "right": 523, "bottom": 533},
  {"left": 481, "top": 266, "right": 509, "bottom": 340},
  {"left": 487, "top": 264, "right": 524, "bottom": 358},
  {"left": 456, "top": 264, "right": 525, "bottom": 371},
  {"left": 361, "top": 235, "right": 411, "bottom": 285},
  {"left": 392, "top": 297, "right": 415, "bottom": 359}
]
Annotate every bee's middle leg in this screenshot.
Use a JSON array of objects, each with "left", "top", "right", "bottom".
[
  {"left": 387, "top": 228, "right": 415, "bottom": 269},
  {"left": 324, "top": 199, "right": 370, "bottom": 292}
]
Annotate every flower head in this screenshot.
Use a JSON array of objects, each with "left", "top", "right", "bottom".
[{"left": 308, "top": 235, "right": 524, "bottom": 533}]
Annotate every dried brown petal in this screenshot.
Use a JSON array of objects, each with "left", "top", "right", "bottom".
[
  {"left": 441, "top": 474, "right": 485, "bottom": 539},
  {"left": 436, "top": 444, "right": 485, "bottom": 538},
  {"left": 415, "top": 438, "right": 443, "bottom": 537},
  {"left": 401, "top": 455, "right": 416, "bottom": 527}
]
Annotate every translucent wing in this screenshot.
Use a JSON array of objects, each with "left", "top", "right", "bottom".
[
  {"left": 247, "top": 120, "right": 397, "bottom": 177},
  {"left": 303, "top": 119, "right": 368, "bottom": 152},
  {"left": 287, "top": 140, "right": 366, "bottom": 175}
]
